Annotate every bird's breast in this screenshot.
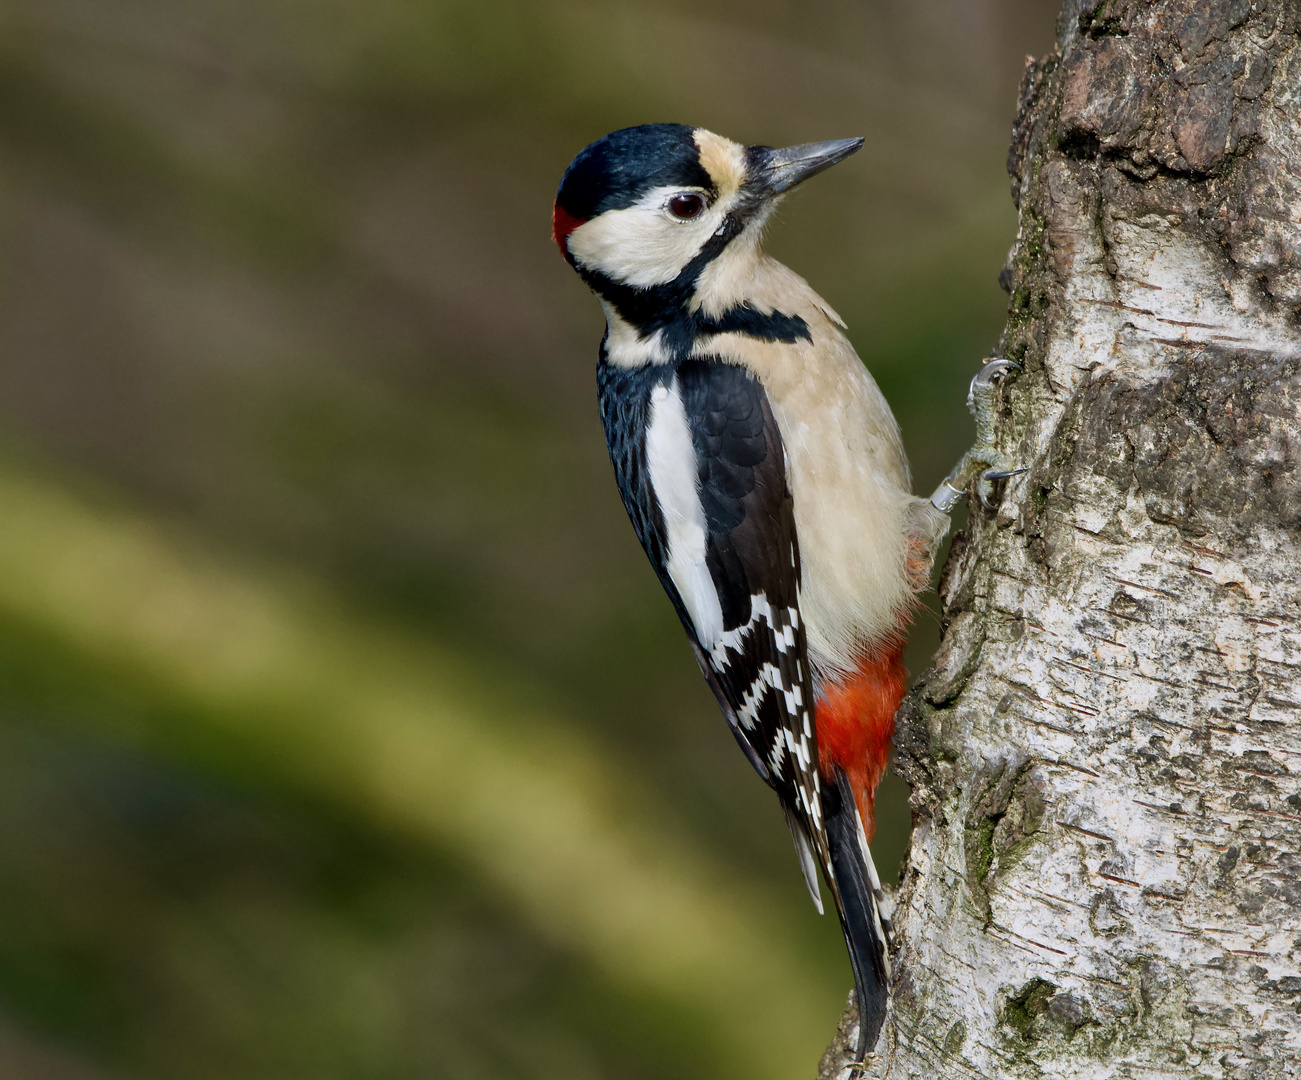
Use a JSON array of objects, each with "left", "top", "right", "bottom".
[{"left": 694, "top": 283, "right": 943, "bottom": 680}]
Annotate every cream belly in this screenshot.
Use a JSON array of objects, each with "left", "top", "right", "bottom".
[{"left": 693, "top": 256, "right": 946, "bottom": 681}]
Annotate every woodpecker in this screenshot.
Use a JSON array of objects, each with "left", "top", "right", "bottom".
[{"left": 553, "top": 123, "right": 1013, "bottom": 1060}]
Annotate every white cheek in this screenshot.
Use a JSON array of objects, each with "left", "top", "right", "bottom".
[
  {"left": 568, "top": 210, "right": 715, "bottom": 287},
  {"left": 567, "top": 186, "right": 738, "bottom": 288}
]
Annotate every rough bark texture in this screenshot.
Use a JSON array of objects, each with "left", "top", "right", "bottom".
[{"left": 821, "top": 2, "right": 1301, "bottom": 1077}]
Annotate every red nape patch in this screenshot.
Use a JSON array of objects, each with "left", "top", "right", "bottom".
[
  {"left": 814, "top": 642, "right": 908, "bottom": 843},
  {"left": 552, "top": 202, "right": 585, "bottom": 252}
]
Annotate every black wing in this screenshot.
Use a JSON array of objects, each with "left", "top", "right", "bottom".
[
  {"left": 598, "top": 355, "right": 891, "bottom": 1050},
  {"left": 598, "top": 356, "right": 829, "bottom": 906}
]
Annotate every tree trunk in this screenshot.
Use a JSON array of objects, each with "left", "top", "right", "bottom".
[{"left": 821, "top": 2, "right": 1301, "bottom": 1076}]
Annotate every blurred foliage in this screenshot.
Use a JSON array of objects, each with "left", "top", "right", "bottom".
[{"left": 0, "top": 0, "right": 1056, "bottom": 1077}]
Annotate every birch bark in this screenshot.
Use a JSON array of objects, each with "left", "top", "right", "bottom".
[{"left": 820, "top": 2, "right": 1301, "bottom": 1076}]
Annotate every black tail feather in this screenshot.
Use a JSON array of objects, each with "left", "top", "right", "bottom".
[{"left": 823, "top": 769, "right": 890, "bottom": 1059}]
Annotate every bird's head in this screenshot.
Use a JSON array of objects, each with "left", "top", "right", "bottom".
[{"left": 553, "top": 124, "right": 862, "bottom": 352}]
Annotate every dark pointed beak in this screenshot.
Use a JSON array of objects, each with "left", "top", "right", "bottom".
[{"left": 747, "top": 137, "right": 865, "bottom": 198}]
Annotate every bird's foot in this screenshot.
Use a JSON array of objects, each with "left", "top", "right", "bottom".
[
  {"left": 844, "top": 1051, "right": 876, "bottom": 1078},
  {"left": 930, "top": 358, "right": 1024, "bottom": 512}
]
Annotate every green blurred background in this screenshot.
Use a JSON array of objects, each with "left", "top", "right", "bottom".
[{"left": 0, "top": 1, "right": 1057, "bottom": 1077}]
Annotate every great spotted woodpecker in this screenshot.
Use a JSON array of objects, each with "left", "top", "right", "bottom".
[{"left": 553, "top": 123, "right": 1013, "bottom": 1060}]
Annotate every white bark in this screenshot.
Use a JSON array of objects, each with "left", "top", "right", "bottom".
[{"left": 821, "top": 2, "right": 1301, "bottom": 1076}]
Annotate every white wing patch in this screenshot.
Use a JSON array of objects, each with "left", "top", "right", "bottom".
[{"left": 645, "top": 378, "right": 724, "bottom": 649}]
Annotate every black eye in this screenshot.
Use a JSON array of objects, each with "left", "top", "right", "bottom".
[{"left": 667, "top": 193, "right": 706, "bottom": 219}]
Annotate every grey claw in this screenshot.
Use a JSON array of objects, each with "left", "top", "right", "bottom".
[
  {"left": 934, "top": 358, "right": 1025, "bottom": 514},
  {"left": 977, "top": 467, "right": 1026, "bottom": 509},
  {"left": 969, "top": 358, "right": 1022, "bottom": 397}
]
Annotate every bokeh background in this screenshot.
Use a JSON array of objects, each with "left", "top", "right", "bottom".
[{"left": 0, "top": 1, "right": 1058, "bottom": 1077}]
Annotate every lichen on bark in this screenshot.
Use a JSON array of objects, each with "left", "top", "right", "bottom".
[{"left": 820, "top": 2, "right": 1301, "bottom": 1076}]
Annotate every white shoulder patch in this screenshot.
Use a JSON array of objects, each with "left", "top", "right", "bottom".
[
  {"left": 602, "top": 303, "right": 669, "bottom": 369},
  {"left": 645, "top": 377, "right": 724, "bottom": 648}
]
